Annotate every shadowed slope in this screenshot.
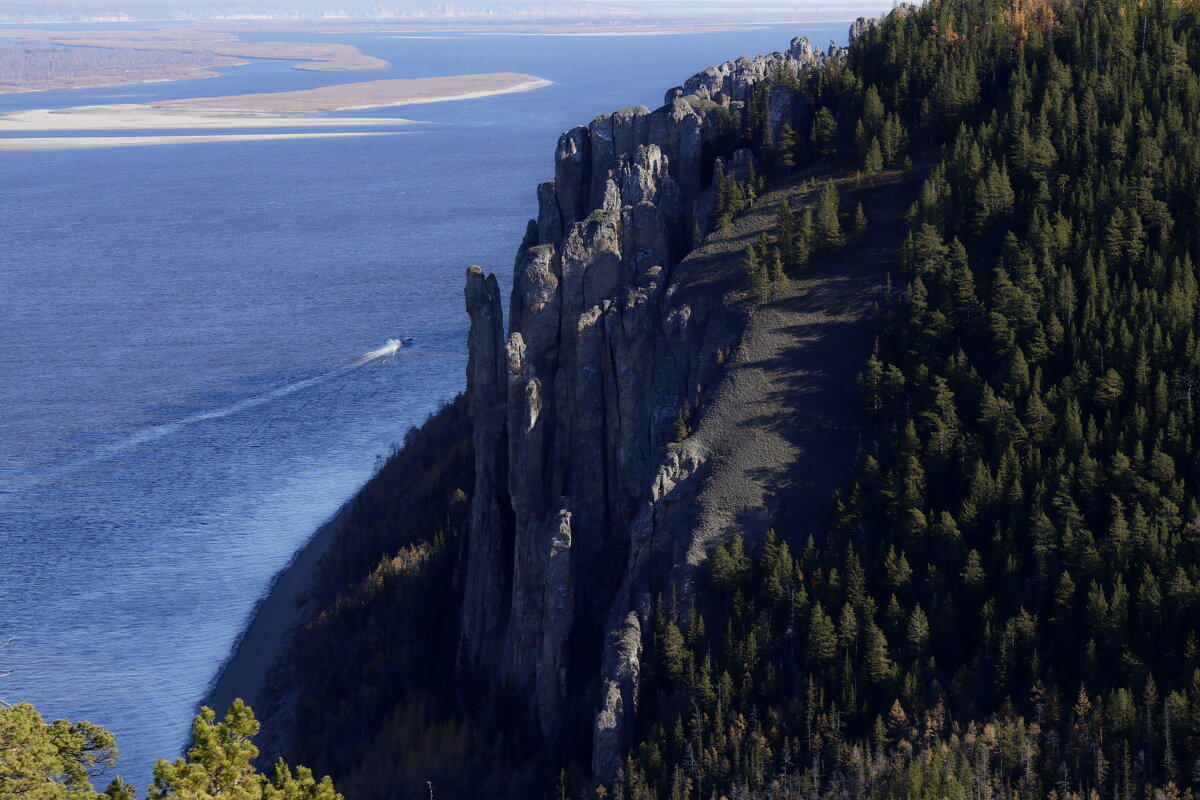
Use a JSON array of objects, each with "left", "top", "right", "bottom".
[{"left": 670, "top": 165, "right": 918, "bottom": 565}]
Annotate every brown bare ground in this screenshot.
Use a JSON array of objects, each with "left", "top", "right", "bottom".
[{"left": 151, "top": 73, "right": 549, "bottom": 113}]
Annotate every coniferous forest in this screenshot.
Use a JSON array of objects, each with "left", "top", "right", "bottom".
[{"left": 619, "top": 0, "right": 1200, "bottom": 797}]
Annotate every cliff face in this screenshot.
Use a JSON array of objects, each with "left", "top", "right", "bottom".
[{"left": 458, "top": 35, "right": 844, "bottom": 776}]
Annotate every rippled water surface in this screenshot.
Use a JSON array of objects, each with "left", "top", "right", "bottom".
[{"left": 0, "top": 22, "right": 845, "bottom": 791}]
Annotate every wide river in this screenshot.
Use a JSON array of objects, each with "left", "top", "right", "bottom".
[{"left": 0, "top": 22, "right": 846, "bottom": 791}]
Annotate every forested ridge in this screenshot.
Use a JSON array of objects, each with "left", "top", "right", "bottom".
[{"left": 615, "top": 0, "right": 1200, "bottom": 797}]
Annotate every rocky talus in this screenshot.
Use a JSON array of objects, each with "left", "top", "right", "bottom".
[{"left": 457, "top": 32, "right": 864, "bottom": 777}]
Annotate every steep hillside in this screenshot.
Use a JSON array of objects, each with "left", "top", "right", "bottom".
[{"left": 608, "top": 0, "right": 1200, "bottom": 798}]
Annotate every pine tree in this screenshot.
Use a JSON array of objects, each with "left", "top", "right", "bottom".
[
  {"left": 881, "top": 113, "right": 906, "bottom": 165},
  {"left": 851, "top": 202, "right": 868, "bottom": 241},
  {"left": 906, "top": 605, "right": 930, "bottom": 662},
  {"left": 864, "top": 622, "right": 894, "bottom": 684},
  {"left": 743, "top": 244, "right": 770, "bottom": 301},
  {"left": 673, "top": 400, "right": 692, "bottom": 442},
  {"left": 815, "top": 181, "right": 844, "bottom": 252},
  {"left": 777, "top": 199, "right": 797, "bottom": 268},
  {"left": 0, "top": 703, "right": 118, "bottom": 799},
  {"left": 150, "top": 700, "right": 341, "bottom": 800},
  {"left": 776, "top": 124, "right": 798, "bottom": 172},
  {"left": 770, "top": 248, "right": 787, "bottom": 287},
  {"left": 863, "top": 138, "right": 884, "bottom": 175},
  {"left": 759, "top": 529, "right": 792, "bottom": 605},
  {"left": 710, "top": 533, "right": 751, "bottom": 593},
  {"left": 812, "top": 107, "right": 839, "bottom": 158},
  {"left": 807, "top": 603, "right": 838, "bottom": 665},
  {"left": 712, "top": 168, "right": 745, "bottom": 235},
  {"left": 796, "top": 208, "right": 814, "bottom": 268},
  {"left": 862, "top": 85, "right": 885, "bottom": 133},
  {"left": 0, "top": 699, "right": 340, "bottom": 800},
  {"left": 659, "top": 617, "right": 687, "bottom": 678}
]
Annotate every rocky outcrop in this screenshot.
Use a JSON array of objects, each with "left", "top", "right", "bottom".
[
  {"left": 457, "top": 33, "right": 844, "bottom": 775},
  {"left": 849, "top": 4, "right": 917, "bottom": 41},
  {"left": 459, "top": 266, "right": 512, "bottom": 671},
  {"left": 667, "top": 35, "right": 841, "bottom": 109},
  {"left": 849, "top": 16, "right": 878, "bottom": 40}
]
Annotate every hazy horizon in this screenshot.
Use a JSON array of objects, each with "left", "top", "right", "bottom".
[{"left": 0, "top": 0, "right": 897, "bottom": 23}]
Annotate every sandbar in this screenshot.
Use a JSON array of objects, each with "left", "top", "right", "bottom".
[
  {"left": 0, "top": 104, "right": 419, "bottom": 131},
  {"left": 0, "top": 72, "right": 549, "bottom": 134},
  {"left": 0, "top": 131, "right": 404, "bottom": 150},
  {"left": 152, "top": 73, "right": 552, "bottom": 113}
]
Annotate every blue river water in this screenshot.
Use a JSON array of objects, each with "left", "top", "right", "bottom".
[{"left": 0, "top": 23, "right": 846, "bottom": 792}]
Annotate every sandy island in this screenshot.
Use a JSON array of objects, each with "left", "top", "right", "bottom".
[
  {"left": 0, "top": 72, "right": 549, "bottom": 145},
  {"left": 152, "top": 73, "right": 551, "bottom": 113}
]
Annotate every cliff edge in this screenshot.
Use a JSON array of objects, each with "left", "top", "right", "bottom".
[{"left": 454, "top": 32, "right": 874, "bottom": 776}]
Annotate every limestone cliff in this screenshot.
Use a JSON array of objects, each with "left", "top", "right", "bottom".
[{"left": 454, "top": 34, "right": 850, "bottom": 776}]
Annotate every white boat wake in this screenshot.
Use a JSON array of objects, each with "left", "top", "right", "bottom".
[{"left": 353, "top": 338, "right": 403, "bottom": 366}]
